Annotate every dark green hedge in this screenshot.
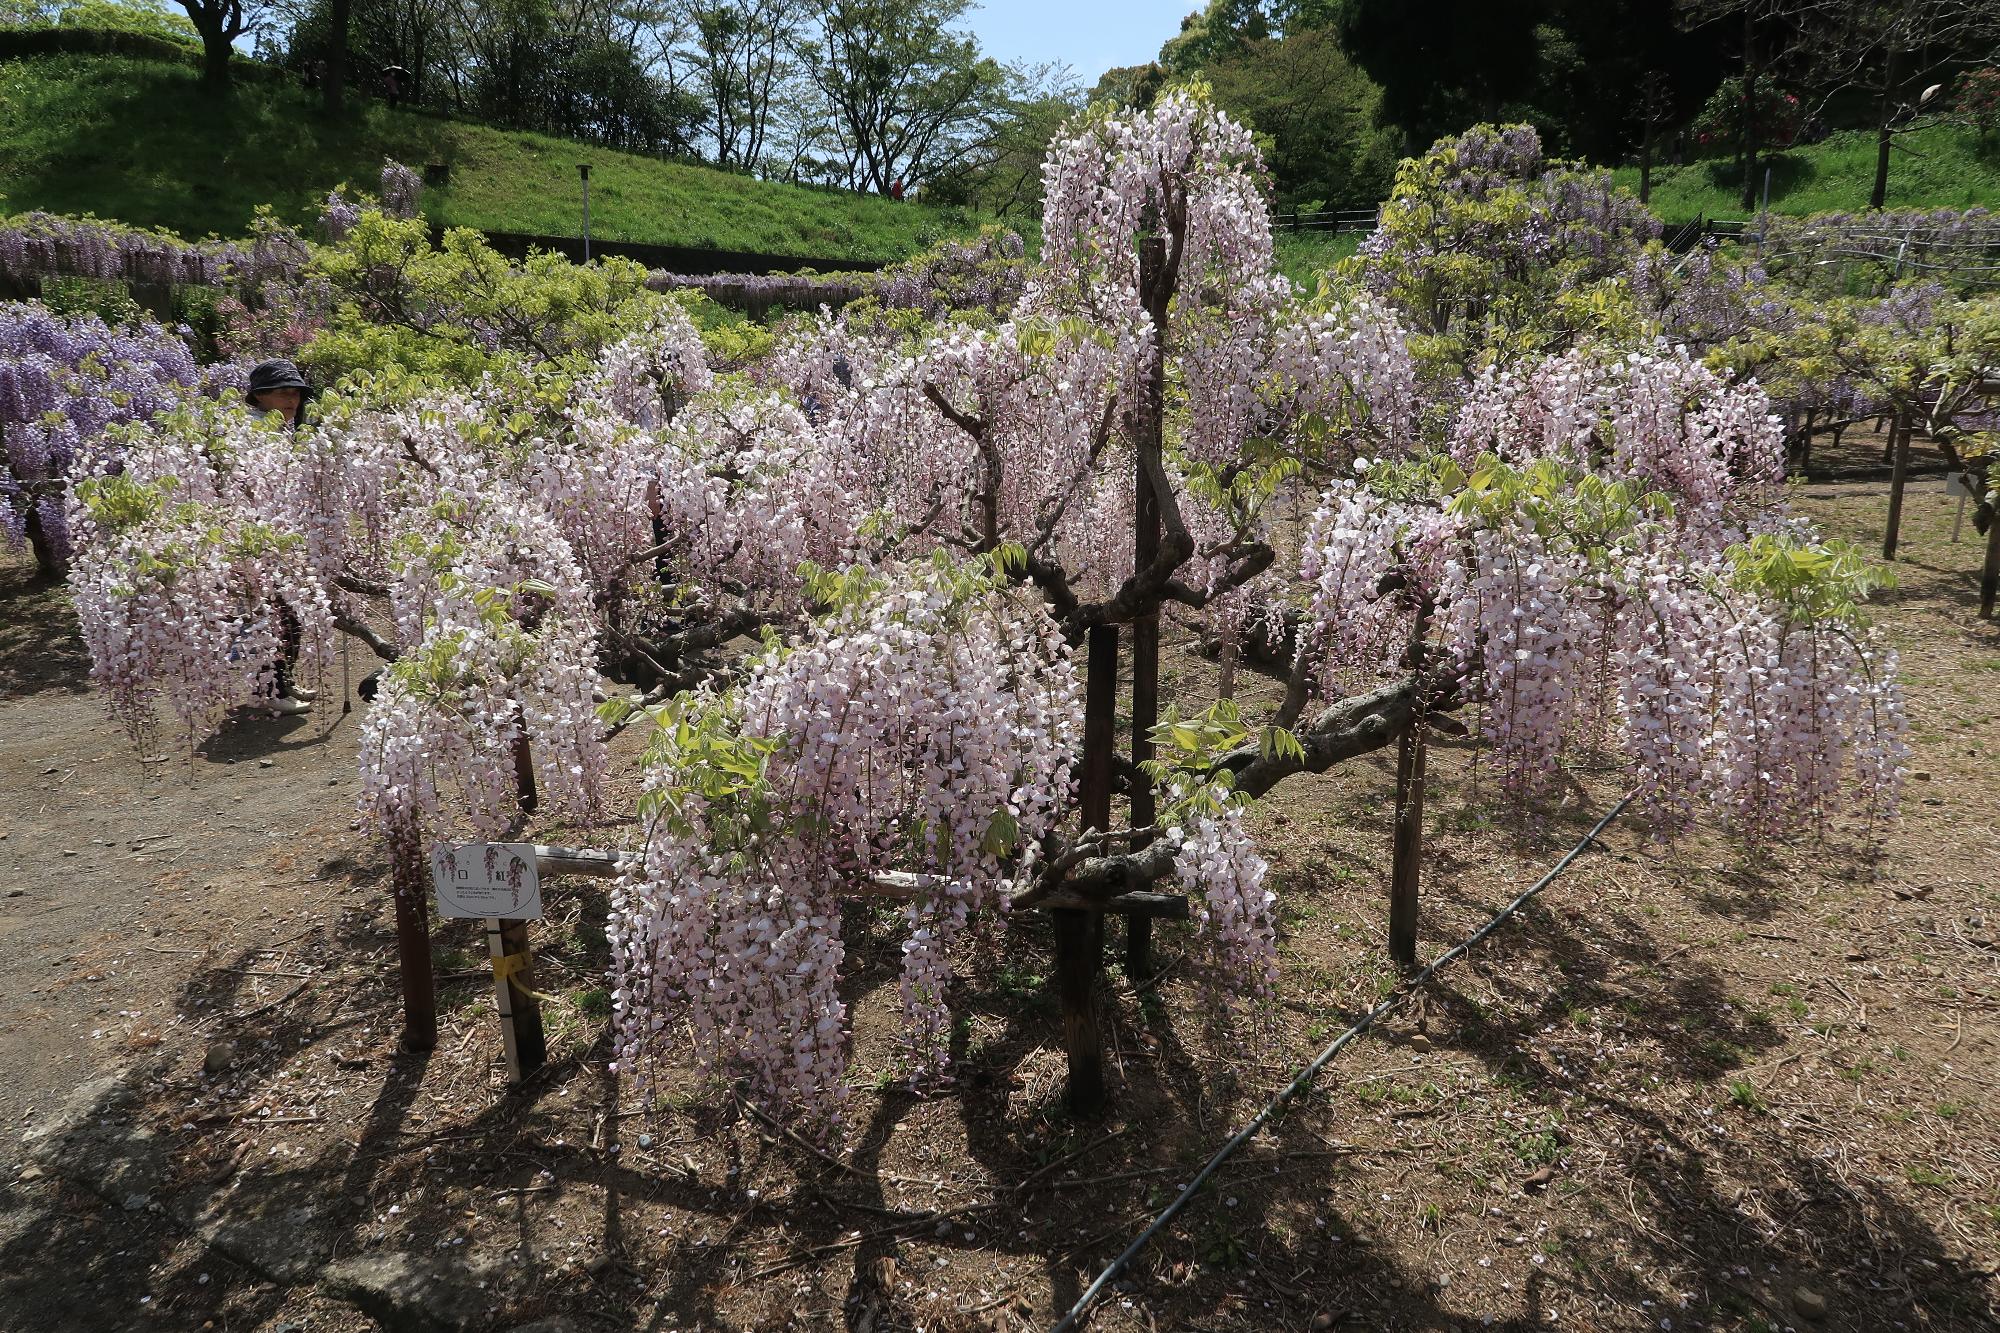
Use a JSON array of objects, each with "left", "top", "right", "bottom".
[{"left": 0, "top": 29, "right": 286, "bottom": 83}]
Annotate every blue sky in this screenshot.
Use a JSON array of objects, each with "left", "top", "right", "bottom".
[{"left": 965, "top": 0, "right": 1192, "bottom": 82}]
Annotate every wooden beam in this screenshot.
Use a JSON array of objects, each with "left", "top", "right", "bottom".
[{"left": 529, "top": 845, "right": 1189, "bottom": 917}]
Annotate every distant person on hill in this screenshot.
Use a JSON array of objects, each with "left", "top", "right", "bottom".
[
  {"left": 245, "top": 359, "right": 316, "bottom": 715},
  {"left": 889, "top": 177, "right": 905, "bottom": 201}
]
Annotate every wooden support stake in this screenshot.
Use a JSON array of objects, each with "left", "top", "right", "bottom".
[
  {"left": 1387, "top": 600, "right": 1432, "bottom": 973},
  {"left": 1388, "top": 725, "right": 1427, "bottom": 972},
  {"left": 1981, "top": 497, "right": 2000, "bottom": 620},
  {"left": 1060, "top": 622, "right": 1119, "bottom": 1117},
  {"left": 1055, "top": 909, "right": 1103, "bottom": 1114},
  {"left": 388, "top": 823, "right": 437, "bottom": 1052},
  {"left": 1883, "top": 408, "right": 1912, "bottom": 561},
  {"left": 485, "top": 917, "right": 547, "bottom": 1085}
]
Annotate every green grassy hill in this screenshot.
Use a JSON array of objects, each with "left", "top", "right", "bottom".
[
  {"left": 0, "top": 52, "right": 988, "bottom": 260},
  {"left": 1611, "top": 121, "right": 2000, "bottom": 223}
]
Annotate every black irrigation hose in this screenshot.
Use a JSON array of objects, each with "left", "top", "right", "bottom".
[{"left": 1049, "top": 793, "right": 1635, "bottom": 1333}]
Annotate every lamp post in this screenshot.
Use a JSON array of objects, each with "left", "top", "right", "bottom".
[{"left": 578, "top": 163, "right": 592, "bottom": 263}]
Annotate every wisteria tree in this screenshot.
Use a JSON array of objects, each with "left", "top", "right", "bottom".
[
  {"left": 0, "top": 303, "right": 217, "bottom": 578},
  {"left": 63, "top": 96, "right": 1908, "bottom": 1138}
]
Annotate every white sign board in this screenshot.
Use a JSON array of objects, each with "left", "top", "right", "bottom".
[
  {"left": 430, "top": 842, "right": 543, "bottom": 920},
  {"left": 1945, "top": 471, "right": 1978, "bottom": 498}
]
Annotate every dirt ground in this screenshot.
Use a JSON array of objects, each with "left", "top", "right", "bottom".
[{"left": 1, "top": 474, "right": 1995, "bottom": 1333}]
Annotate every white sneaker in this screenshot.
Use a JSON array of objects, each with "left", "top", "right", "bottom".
[
  {"left": 286, "top": 685, "right": 319, "bottom": 701},
  {"left": 272, "top": 695, "right": 313, "bottom": 715}
]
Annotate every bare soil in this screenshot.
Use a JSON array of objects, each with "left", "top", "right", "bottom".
[{"left": 1, "top": 477, "right": 1995, "bottom": 1333}]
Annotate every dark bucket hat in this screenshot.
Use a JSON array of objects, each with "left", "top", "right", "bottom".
[{"left": 245, "top": 359, "right": 310, "bottom": 404}]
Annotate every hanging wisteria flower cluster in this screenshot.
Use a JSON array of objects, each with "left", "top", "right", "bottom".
[
  {"left": 608, "top": 560, "right": 1079, "bottom": 1129},
  {"left": 1166, "top": 783, "right": 1278, "bottom": 998},
  {"left": 0, "top": 302, "right": 205, "bottom": 571},
  {"left": 1298, "top": 342, "right": 1906, "bottom": 834},
  {"left": 65, "top": 403, "right": 335, "bottom": 752},
  {"left": 356, "top": 512, "right": 608, "bottom": 846},
  {"left": 0, "top": 210, "right": 308, "bottom": 293}
]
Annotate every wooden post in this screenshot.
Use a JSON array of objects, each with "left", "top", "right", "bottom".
[
  {"left": 1126, "top": 237, "right": 1166, "bottom": 984},
  {"left": 1981, "top": 497, "right": 2000, "bottom": 620},
  {"left": 485, "top": 917, "right": 547, "bottom": 1084},
  {"left": 1387, "top": 600, "right": 1432, "bottom": 972},
  {"left": 1883, "top": 407, "right": 1912, "bottom": 561},
  {"left": 388, "top": 822, "right": 437, "bottom": 1051},
  {"left": 1059, "top": 622, "right": 1118, "bottom": 1116},
  {"left": 1388, "top": 731, "right": 1427, "bottom": 972}
]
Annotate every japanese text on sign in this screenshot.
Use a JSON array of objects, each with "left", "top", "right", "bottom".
[{"left": 430, "top": 842, "right": 543, "bottom": 920}]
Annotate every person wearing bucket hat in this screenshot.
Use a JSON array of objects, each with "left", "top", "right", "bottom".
[
  {"left": 245, "top": 358, "right": 316, "bottom": 712},
  {"left": 245, "top": 358, "right": 312, "bottom": 428}
]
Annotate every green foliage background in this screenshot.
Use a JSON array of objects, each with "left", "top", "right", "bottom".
[{"left": 0, "top": 53, "right": 991, "bottom": 258}]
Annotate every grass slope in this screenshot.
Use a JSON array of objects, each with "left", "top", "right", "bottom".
[
  {"left": 1274, "top": 229, "right": 1363, "bottom": 289},
  {"left": 1611, "top": 121, "right": 2000, "bottom": 223},
  {"left": 0, "top": 53, "right": 986, "bottom": 260}
]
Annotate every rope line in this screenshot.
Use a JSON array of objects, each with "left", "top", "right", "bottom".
[{"left": 1048, "top": 793, "right": 1635, "bottom": 1333}]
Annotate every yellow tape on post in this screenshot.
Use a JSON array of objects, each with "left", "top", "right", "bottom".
[{"left": 490, "top": 950, "right": 557, "bottom": 1003}]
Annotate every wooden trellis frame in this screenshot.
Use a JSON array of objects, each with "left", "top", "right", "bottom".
[{"left": 386, "top": 840, "right": 1188, "bottom": 1087}]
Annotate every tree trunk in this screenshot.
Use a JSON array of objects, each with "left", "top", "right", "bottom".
[
  {"left": 1126, "top": 236, "right": 1167, "bottom": 985},
  {"left": 1639, "top": 123, "right": 1654, "bottom": 206},
  {"left": 1870, "top": 48, "right": 1899, "bottom": 211},
  {"left": 22, "top": 505, "right": 62, "bottom": 581},
  {"left": 1739, "top": 11, "right": 1759, "bottom": 212},
  {"left": 1058, "top": 621, "right": 1119, "bottom": 1116},
  {"left": 388, "top": 819, "right": 438, "bottom": 1051},
  {"left": 325, "top": 0, "right": 350, "bottom": 115},
  {"left": 199, "top": 23, "right": 233, "bottom": 89}
]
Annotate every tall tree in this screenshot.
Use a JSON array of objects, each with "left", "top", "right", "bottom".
[
  {"left": 795, "top": 0, "right": 1005, "bottom": 192},
  {"left": 1205, "top": 24, "right": 1396, "bottom": 209},
  {"left": 1319, "top": 0, "right": 1546, "bottom": 150},
  {"left": 1158, "top": 0, "right": 1269, "bottom": 74},
  {"left": 1634, "top": 69, "right": 1674, "bottom": 204},
  {"left": 1796, "top": 0, "right": 2000, "bottom": 208},
  {"left": 684, "top": 0, "right": 800, "bottom": 169},
  {"left": 1677, "top": 0, "right": 1805, "bottom": 209},
  {"left": 920, "top": 60, "right": 1081, "bottom": 215},
  {"left": 177, "top": 0, "right": 266, "bottom": 86},
  {"left": 324, "top": 0, "right": 348, "bottom": 111},
  {"left": 1531, "top": 0, "right": 1726, "bottom": 161}
]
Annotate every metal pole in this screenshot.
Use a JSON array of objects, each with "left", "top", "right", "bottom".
[{"left": 578, "top": 163, "right": 592, "bottom": 263}]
